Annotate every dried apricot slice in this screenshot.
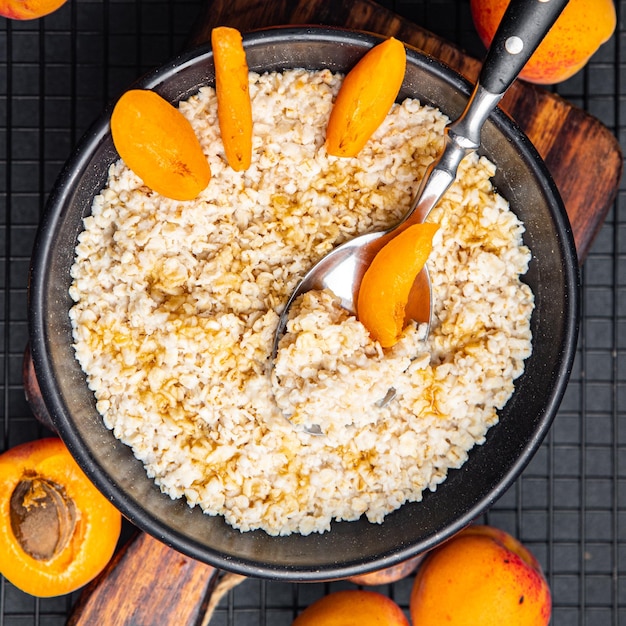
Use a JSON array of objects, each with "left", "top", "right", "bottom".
[
  {"left": 111, "top": 88, "right": 211, "bottom": 201},
  {"left": 212, "top": 26, "right": 253, "bottom": 171},
  {"left": 326, "top": 36, "right": 406, "bottom": 157},
  {"left": 357, "top": 223, "right": 439, "bottom": 348},
  {"left": 0, "top": 438, "right": 121, "bottom": 597}
]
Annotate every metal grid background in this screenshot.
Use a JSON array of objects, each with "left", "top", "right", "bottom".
[{"left": 0, "top": 0, "right": 623, "bottom": 624}]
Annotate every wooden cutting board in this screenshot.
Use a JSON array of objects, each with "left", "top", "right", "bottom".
[
  {"left": 66, "top": 1, "right": 622, "bottom": 623},
  {"left": 188, "top": 0, "right": 623, "bottom": 262},
  {"left": 66, "top": 532, "right": 219, "bottom": 626}
]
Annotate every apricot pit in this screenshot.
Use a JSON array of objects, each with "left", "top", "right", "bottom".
[
  {"left": 348, "top": 554, "right": 424, "bottom": 586},
  {"left": 10, "top": 475, "right": 77, "bottom": 561}
]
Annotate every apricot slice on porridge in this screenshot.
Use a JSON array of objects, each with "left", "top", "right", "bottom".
[
  {"left": 212, "top": 26, "right": 253, "bottom": 171},
  {"left": 0, "top": 438, "right": 121, "bottom": 597},
  {"left": 292, "top": 589, "right": 409, "bottom": 626},
  {"left": 326, "top": 36, "right": 406, "bottom": 157},
  {"left": 111, "top": 88, "right": 211, "bottom": 201},
  {"left": 357, "top": 222, "right": 439, "bottom": 348}
]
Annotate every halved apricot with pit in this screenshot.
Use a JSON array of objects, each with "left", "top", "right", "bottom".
[{"left": 0, "top": 438, "right": 121, "bottom": 597}]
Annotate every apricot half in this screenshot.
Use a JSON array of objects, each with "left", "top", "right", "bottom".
[
  {"left": 471, "top": 0, "right": 616, "bottom": 84},
  {"left": 0, "top": 438, "right": 122, "bottom": 597},
  {"left": 212, "top": 26, "right": 253, "bottom": 171},
  {"left": 293, "top": 589, "right": 409, "bottom": 626},
  {"left": 0, "top": 0, "right": 67, "bottom": 20},
  {"left": 357, "top": 222, "right": 439, "bottom": 348},
  {"left": 410, "top": 525, "right": 551, "bottom": 626},
  {"left": 111, "top": 89, "right": 211, "bottom": 201},
  {"left": 326, "top": 36, "right": 406, "bottom": 157}
]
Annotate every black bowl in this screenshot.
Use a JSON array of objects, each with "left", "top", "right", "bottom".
[{"left": 28, "top": 26, "right": 579, "bottom": 581}]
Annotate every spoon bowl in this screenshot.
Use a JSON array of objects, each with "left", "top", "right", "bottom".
[{"left": 271, "top": 226, "right": 432, "bottom": 360}]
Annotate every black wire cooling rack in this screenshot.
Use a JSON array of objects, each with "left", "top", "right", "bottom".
[{"left": 1, "top": 1, "right": 624, "bottom": 624}]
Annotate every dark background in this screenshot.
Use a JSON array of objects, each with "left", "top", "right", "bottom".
[{"left": 0, "top": 1, "right": 623, "bottom": 624}]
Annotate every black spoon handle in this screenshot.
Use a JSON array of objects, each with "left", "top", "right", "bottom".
[{"left": 480, "top": 0, "right": 570, "bottom": 95}]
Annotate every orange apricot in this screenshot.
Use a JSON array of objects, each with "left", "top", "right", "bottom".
[
  {"left": 293, "top": 589, "right": 409, "bottom": 626},
  {"left": 212, "top": 26, "right": 253, "bottom": 171},
  {"left": 110, "top": 89, "right": 211, "bottom": 201},
  {"left": 326, "top": 36, "right": 406, "bottom": 157},
  {"left": 357, "top": 222, "right": 439, "bottom": 348},
  {"left": 410, "top": 525, "right": 551, "bottom": 626},
  {"left": 0, "top": 0, "right": 67, "bottom": 20},
  {"left": 0, "top": 438, "right": 122, "bottom": 597},
  {"left": 471, "top": 0, "right": 616, "bottom": 84}
]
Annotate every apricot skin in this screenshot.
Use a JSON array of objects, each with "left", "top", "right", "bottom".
[
  {"left": 410, "top": 525, "right": 551, "bottom": 626},
  {"left": 293, "top": 589, "right": 409, "bottom": 626},
  {"left": 470, "top": 0, "right": 616, "bottom": 84},
  {"left": 0, "top": 0, "right": 68, "bottom": 20}
]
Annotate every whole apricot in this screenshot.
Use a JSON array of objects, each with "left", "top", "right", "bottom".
[
  {"left": 470, "top": 0, "right": 616, "bottom": 84},
  {"left": 0, "top": 0, "right": 68, "bottom": 20},
  {"left": 293, "top": 589, "right": 409, "bottom": 626},
  {"left": 410, "top": 525, "right": 551, "bottom": 626}
]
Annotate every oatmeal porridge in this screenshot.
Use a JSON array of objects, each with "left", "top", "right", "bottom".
[{"left": 69, "top": 68, "right": 534, "bottom": 536}]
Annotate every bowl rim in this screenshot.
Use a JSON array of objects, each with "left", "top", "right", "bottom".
[{"left": 28, "top": 25, "right": 580, "bottom": 580}]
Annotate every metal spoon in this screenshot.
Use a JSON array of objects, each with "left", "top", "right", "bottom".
[{"left": 272, "top": 0, "right": 569, "bottom": 365}]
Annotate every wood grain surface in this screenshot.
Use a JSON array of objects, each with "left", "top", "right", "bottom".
[
  {"left": 67, "top": 532, "right": 218, "bottom": 626},
  {"left": 188, "top": 0, "right": 623, "bottom": 261}
]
